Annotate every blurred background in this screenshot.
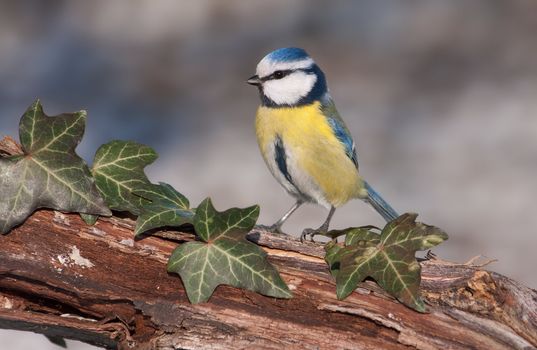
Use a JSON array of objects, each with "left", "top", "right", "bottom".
[{"left": 1, "top": 0, "right": 536, "bottom": 348}]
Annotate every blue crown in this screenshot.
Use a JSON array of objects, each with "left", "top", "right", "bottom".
[{"left": 267, "top": 47, "right": 310, "bottom": 63}]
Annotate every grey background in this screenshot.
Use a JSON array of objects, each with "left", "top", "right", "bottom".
[{"left": 1, "top": 1, "right": 536, "bottom": 348}]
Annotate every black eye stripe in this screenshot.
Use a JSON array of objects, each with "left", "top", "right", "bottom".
[{"left": 261, "top": 69, "right": 294, "bottom": 82}]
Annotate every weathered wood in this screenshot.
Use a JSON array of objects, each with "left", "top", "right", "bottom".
[{"left": 0, "top": 209, "right": 536, "bottom": 350}]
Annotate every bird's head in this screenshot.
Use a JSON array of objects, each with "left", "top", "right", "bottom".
[{"left": 247, "top": 47, "right": 327, "bottom": 107}]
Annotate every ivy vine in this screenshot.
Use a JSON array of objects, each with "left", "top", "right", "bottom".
[{"left": 0, "top": 100, "right": 447, "bottom": 311}]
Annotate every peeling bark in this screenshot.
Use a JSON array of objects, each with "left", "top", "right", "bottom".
[{"left": 0, "top": 209, "right": 535, "bottom": 350}]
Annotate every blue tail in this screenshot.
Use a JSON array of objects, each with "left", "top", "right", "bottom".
[{"left": 364, "top": 181, "right": 399, "bottom": 222}]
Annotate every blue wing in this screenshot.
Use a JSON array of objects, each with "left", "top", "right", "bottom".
[{"left": 322, "top": 100, "right": 359, "bottom": 168}]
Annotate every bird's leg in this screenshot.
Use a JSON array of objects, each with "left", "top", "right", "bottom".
[
  {"left": 301, "top": 206, "right": 336, "bottom": 242},
  {"left": 256, "top": 200, "right": 303, "bottom": 234}
]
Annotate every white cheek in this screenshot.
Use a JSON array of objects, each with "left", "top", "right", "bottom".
[{"left": 263, "top": 73, "right": 317, "bottom": 105}]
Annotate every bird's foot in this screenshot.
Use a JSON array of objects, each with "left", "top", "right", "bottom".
[{"left": 300, "top": 227, "right": 327, "bottom": 243}]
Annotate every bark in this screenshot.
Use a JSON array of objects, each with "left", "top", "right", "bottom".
[{"left": 0, "top": 209, "right": 536, "bottom": 350}]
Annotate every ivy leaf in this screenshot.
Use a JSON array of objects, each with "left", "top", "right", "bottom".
[
  {"left": 324, "top": 241, "right": 343, "bottom": 278},
  {"left": 327, "top": 213, "right": 448, "bottom": 312},
  {"left": 134, "top": 182, "right": 193, "bottom": 236},
  {"left": 324, "top": 226, "right": 380, "bottom": 279},
  {"left": 91, "top": 140, "right": 157, "bottom": 215},
  {"left": 167, "top": 198, "right": 292, "bottom": 303},
  {"left": 80, "top": 213, "right": 99, "bottom": 226},
  {"left": 344, "top": 226, "right": 381, "bottom": 246},
  {"left": 0, "top": 100, "right": 111, "bottom": 234}
]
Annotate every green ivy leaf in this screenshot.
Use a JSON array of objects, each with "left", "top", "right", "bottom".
[
  {"left": 91, "top": 140, "right": 157, "bottom": 215},
  {"left": 168, "top": 198, "right": 292, "bottom": 303},
  {"left": 134, "top": 182, "right": 194, "bottom": 236},
  {"left": 327, "top": 213, "right": 448, "bottom": 312},
  {"left": 344, "top": 226, "right": 381, "bottom": 246},
  {"left": 324, "top": 241, "right": 343, "bottom": 278},
  {"left": 80, "top": 213, "right": 99, "bottom": 226},
  {"left": 0, "top": 100, "right": 111, "bottom": 234}
]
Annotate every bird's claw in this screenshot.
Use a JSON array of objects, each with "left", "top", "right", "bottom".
[{"left": 300, "top": 228, "right": 318, "bottom": 242}]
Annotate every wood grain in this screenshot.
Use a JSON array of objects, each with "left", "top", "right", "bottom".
[{"left": 0, "top": 209, "right": 535, "bottom": 349}]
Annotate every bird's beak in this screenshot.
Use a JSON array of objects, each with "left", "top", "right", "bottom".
[{"left": 246, "top": 75, "right": 261, "bottom": 86}]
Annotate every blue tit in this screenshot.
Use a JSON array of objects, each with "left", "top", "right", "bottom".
[{"left": 247, "top": 47, "right": 398, "bottom": 239}]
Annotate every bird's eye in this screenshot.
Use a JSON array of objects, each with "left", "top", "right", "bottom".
[{"left": 273, "top": 70, "right": 285, "bottom": 79}]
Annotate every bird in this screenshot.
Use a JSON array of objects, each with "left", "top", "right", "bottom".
[{"left": 247, "top": 47, "right": 399, "bottom": 240}]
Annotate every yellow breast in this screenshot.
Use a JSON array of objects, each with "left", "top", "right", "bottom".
[{"left": 255, "top": 101, "right": 365, "bottom": 207}]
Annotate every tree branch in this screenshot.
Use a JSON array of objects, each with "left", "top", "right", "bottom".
[{"left": 0, "top": 209, "right": 535, "bottom": 350}]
